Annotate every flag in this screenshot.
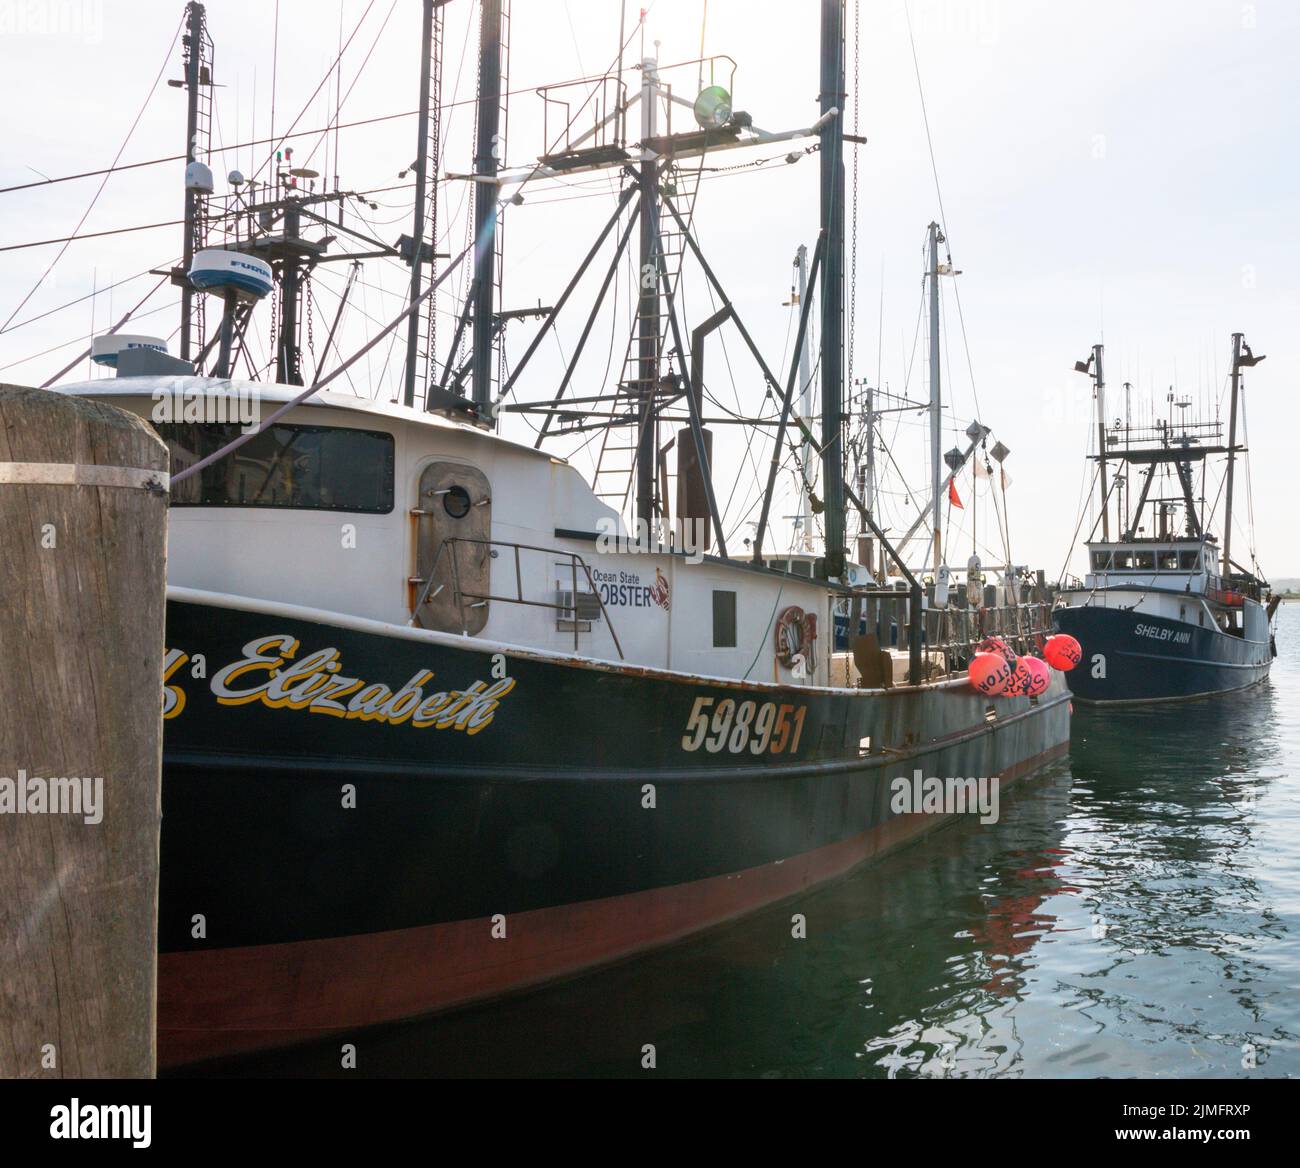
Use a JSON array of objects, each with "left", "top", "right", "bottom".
[{"left": 949, "top": 479, "right": 964, "bottom": 509}]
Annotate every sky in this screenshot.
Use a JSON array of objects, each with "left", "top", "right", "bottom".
[{"left": 0, "top": 0, "right": 1296, "bottom": 579}]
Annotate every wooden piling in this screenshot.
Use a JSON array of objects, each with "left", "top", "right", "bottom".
[{"left": 0, "top": 385, "right": 168, "bottom": 1078}]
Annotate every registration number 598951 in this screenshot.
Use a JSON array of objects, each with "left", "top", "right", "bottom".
[{"left": 680, "top": 696, "right": 807, "bottom": 755}]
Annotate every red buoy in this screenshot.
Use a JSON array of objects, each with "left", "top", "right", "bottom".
[
  {"left": 1043, "top": 633, "right": 1082, "bottom": 671},
  {"left": 976, "top": 636, "right": 1016, "bottom": 664},
  {"left": 968, "top": 652, "right": 1014, "bottom": 695}
]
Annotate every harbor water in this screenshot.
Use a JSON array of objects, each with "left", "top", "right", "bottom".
[{"left": 187, "top": 603, "right": 1300, "bottom": 1079}]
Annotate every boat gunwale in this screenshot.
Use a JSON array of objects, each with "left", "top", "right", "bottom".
[{"left": 169, "top": 584, "right": 1010, "bottom": 700}]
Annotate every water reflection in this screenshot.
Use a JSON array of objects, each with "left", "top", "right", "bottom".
[{"left": 186, "top": 608, "right": 1300, "bottom": 1079}]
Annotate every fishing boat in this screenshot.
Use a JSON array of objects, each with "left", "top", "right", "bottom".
[
  {"left": 1054, "top": 339, "right": 1279, "bottom": 703},
  {"left": 40, "top": 0, "right": 1069, "bottom": 1065}
]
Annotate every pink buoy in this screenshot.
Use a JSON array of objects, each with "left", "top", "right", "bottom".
[
  {"left": 1019, "top": 655, "right": 1050, "bottom": 691},
  {"left": 968, "top": 651, "right": 1014, "bottom": 696},
  {"left": 1009, "top": 655, "right": 1051, "bottom": 697},
  {"left": 1044, "top": 633, "right": 1082, "bottom": 671}
]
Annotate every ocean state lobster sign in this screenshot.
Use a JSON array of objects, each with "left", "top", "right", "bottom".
[{"left": 775, "top": 605, "right": 818, "bottom": 678}]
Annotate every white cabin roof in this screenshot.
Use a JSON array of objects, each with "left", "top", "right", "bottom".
[{"left": 53, "top": 375, "right": 563, "bottom": 466}]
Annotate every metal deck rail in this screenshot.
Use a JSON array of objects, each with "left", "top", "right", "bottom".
[{"left": 411, "top": 536, "right": 625, "bottom": 659}]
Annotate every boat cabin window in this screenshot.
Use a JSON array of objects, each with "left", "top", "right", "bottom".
[
  {"left": 1134, "top": 551, "right": 1156, "bottom": 570},
  {"left": 1091, "top": 551, "right": 1113, "bottom": 571},
  {"left": 162, "top": 421, "right": 395, "bottom": 513},
  {"left": 1158, "top": 550, "right": 1180, "bottom": 570},
  {"left": 1179, "top": 551, "right": 1201, "bottom": 571},
  {"left": 1112, "top": 551, "right": 1134, "bottom": 569},
  {"left": 713, "top": 590, "right": 737, "bottom": 648}
]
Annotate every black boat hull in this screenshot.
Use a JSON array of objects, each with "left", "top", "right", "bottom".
[
  {"left": 1054, "top": 603, "right": 1271, "bottom": 703},
  {"left": 157, "top": 592, "right": 1070, "bottom": 1066}
]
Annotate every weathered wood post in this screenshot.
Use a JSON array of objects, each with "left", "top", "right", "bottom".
[{"left": 0, "top": 385, "right": 168, "bottom": 1078}]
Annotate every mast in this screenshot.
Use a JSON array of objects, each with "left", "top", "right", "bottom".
[
  {"left": 635, "top": 55, "right": 661, "bottom": 528},
  {"left": 1093, "top": 342, "right": 1109, "bottom": 540},
  {"left": 864, "top": 381, "right": 878, "bottom": 574},
  {"left": 1222, "top": 331, "right": 1243, "bottom": 577},
  {"left": 864, "top": 383, "right": 876, "bottom": 519},
  {"left": 927, "top": 220, "right": 942, "bottom": 575},
  {"left": 1122, "top": 379, "right": 1132, "bottom": 530},
  {"left": 402, "top": 0, "right": 437, "bottom": 408},
  {"left": 275, "top": 200, "right": 303, "bottom": 385},
  {"left": 178, "top": 0, "right": 207, "bottom": 364},
  {"left": 795, "top": 244, "right": 815, "bottom": 550},
  {"left": 471, "top": 0, "right": 503, "bottom": 420},
  {"left": 818, "top": 0, "right": 846, "bottom": 578}
]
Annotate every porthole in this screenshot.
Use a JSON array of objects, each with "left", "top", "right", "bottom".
[{"left": 442, "top": 484, "right": 472, "bottom": 519}]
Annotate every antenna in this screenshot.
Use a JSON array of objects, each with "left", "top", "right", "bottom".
[
  {"left": 402, "top": 0, "right": 446, "bottom": 409},
  {"left": 172, "top": 0, "right": 215, "bottom": 365}
]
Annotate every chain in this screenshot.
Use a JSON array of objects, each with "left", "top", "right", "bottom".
[
  {"left": 305, "top": 273, "right": 315, "bottom": 360},
  {"left": 268, "top": 284, "right": 278, "bottom": 355},
  {"left": 699, "top": 143, "right": 817, "bottom": 174}
]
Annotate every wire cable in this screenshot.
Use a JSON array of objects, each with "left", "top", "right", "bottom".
[{"left": 0, "top": 11, "right": 183, "bottom": 333}]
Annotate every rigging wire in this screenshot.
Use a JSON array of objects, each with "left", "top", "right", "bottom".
[
  {"left": 0, "top": 294, "right": 175, "bottom": 377},
  {"left": 0, "top": 263, "right": 170, "bottom": 336},
  {"left": 299, "top": 0, "right": 398, "bottom": 173},
  {"left": 248, "top": 0, "right": 386, "bottom": 187},
  {"left": 902, "top": 0, "right": 983, "bottom": 423},
  {"left": 0, "top": 10, "right": 184, "bottom": 334}
]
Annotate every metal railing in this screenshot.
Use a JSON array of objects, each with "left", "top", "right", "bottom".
[
  {"left": 857, "top": 587, "right": 1060, "bottom": 676},
  {"left": 845, "top": 590, "right": 1057, "bottom": 682},
  {"left": 409, "top": 536, "right": 624, "bottom": 659},
  {"left": 926, "top": 600, "right": 1057, "bottom": 673}
]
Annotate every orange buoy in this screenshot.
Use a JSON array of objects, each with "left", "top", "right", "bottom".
[
  {"left": 1043, "top": 633, "right": 1082, "bottom": 671},
  {"left": 968, "top": 651, "right": 1014, "bottom": 695}
]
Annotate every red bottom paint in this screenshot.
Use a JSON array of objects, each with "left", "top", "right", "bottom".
[{"left": 158, "top": 741, "right": 1067, "bottom": 1067}]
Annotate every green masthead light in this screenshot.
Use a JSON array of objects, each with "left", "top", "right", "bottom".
[{"left": 692, "top": 85, "right": 732, "bottom": 129}]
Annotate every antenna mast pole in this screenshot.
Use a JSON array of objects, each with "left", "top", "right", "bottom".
[
  {"left": 1222, "top": 331, "right": 1243, "bottom": 577},
  {"left": 927, "top": 219, "right": 942, "bottom": 575},
  {"left": 1094, "top": 342, "right": 1109, "bottom": 540},
  {"left": 403, "top": 0, "right": 437, "bottom": 408},
  {"left": 179, "top": 1, "right": 208, "bottom": 364},
  {"left": 635, "top": 54, "right": 661, "bottom": 528},
  {"left": 865, "top": 382, "right": 876, "bottom": 518},
  {"left": 471, "top": 0, "right": 503, "bottom": 420},
  {"left": 819, "top": 0, "right": 847, "bottom": 578},
  {"left": 795, "top": 244, "right": 815, "bottom": 550}
]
